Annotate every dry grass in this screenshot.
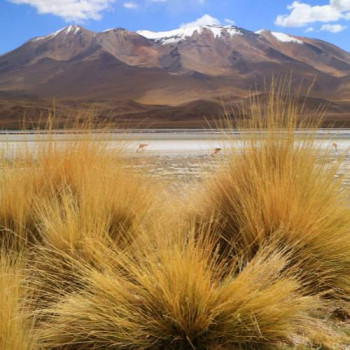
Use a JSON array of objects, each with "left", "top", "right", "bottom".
[
  {"left": 34, "top": 229, "right": 342, "bottom": 350},
  {"left": 0, "top": 131, "right": 158, "bottom": 253},
  {"left": 1, "top": 84, "right": 350, "bottom": 349},
  {"left": 193, "top": 81, "right": 350, "bottom": 299},
  {"left": 0, "top": 252, "right": 38, "bottom": 350}
]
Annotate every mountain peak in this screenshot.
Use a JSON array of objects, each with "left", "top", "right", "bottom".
[
  {"left": 30, "top": 25, "right": 87, "bottom": 43},
  {"left": 61, "top": 25, "right": 83, "bottom": 34},
  {"left": 51, "top": 24, "right": 89, "bottom": 37},
  {"left": 137, "top": 24, "right": 243, "bottom": 45},
  {"left": 103, "top": 27, "right": 128, "bottom": 33},
  {"left": 1, "top": 21, "right": 350, "bottom": 125},
  {"left": 256, "top": 29, "right": 303, "bottom": 44}
]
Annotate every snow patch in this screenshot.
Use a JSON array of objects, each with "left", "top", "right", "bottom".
[
  {"left": 271, "top": 31, "right": 303, "bottom": 44},
  {"left": 255, "top": 29, "right": 265, "bottom": 35},
  {"left": 30, "top": 25, "right": 82, "bottom": 43},
  {"left": 226, "top": 27, "right": 242, "bottom": 37},
  {"left": 137, "top": 25, "right": 243, "bottom": 45},
  {"left": 64, "top": 25, "right": 81, "bottom": 35},
  {"left": 256, "top": 29, "right": 303, "bottom": 44}
]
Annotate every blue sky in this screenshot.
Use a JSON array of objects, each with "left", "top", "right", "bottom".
[{"left": 1, "top": 0, "right": 350, "bottom": 54}]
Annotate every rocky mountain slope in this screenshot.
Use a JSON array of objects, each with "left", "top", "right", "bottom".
[{"left": 0, "top": 24, "right": 349, "bottom": 126}]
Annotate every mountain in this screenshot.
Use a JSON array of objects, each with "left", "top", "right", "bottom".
[{"left": 0, "top": 24, "right": 350, "bottom": 127}]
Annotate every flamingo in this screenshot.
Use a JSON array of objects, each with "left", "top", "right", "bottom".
[
  {"left": 332, "top": 142, "right": 338, "bottom": 153},
  {"left": 211, "top": 147, "right": 221, "bottom": 155},
  {"left": 136, "top": 144, "right": 148, "bottom": 153}
]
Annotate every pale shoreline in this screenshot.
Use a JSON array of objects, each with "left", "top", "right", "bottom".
[{"left": 0, "top": 129, "right": 348, "bottom": 155}]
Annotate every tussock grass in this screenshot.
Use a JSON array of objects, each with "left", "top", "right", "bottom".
[
  {"left": 0, "top": 132, "right": 157, "bottom": 252},
  {"left": 1, "top": 85, "right": 350, "bottom": 349},
  {"left": 0, "top": 252, "right": 38, "bottom": 350},
  {"left": 193, "top": 81, "right": 350, "bottom": 299},
  {"left": 35, "top": 230, "right": 341, "bottom": 350}
]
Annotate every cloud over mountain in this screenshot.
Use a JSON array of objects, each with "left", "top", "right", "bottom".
[
  {"left": 275, "top": 0, "right": 350, "bottom": 35},
  {"left": 180, "top": 14, "right": 221, "bottom": 28},
  {"left": 7, "top": 0, "right": 115, "bottom": 21}
]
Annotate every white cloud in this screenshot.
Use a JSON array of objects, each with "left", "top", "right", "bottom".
[
  {"left": 331, "top": 0, "right": 350, "bottom": 11},
  {"left": 180, "top": 14, "right": 221, "bottom": 28},
  {"left": 275, "top": 1, "right": 342, "bottom": 27},
  {"left": 124, "top": 1, "right": 138, "bottom": 9},
  {"left": 7, "top": 0, "right": 115, "bottom": 21},
  {"left": 150, "top": 0, "right": 204, "bottom": 2},
  {"left": 224, "top": 18, "right": 235, "bottom": 25},
  {"left": 275, "top": 1, "right": 350, "bottom": 35},
  {"left": 304, "top": 26, "right": 314, "bottom": 33},
  {"left": 148, "top": 0, "right": 206, "bottom": 8},
  {"left": 321, "top": 23, "right": 347, "bottom": 32}
]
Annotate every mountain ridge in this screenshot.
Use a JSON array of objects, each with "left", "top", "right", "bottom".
[{"left": 0, "top": 23, "right": 349, "bottom": 127}]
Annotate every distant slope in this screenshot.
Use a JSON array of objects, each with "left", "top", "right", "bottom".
[{"left": 0, "top": 24, "right": 349, "bottom": 127}]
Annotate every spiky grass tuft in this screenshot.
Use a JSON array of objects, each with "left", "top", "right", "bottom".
[
  {"left": 1, "top": 89, "right": 350, "bottom": 349},
  {"left": 0, "top": 252, "right": 38, "bottom": 350},
  {"left": 33, "top": 229, "right": 343, "bottom": 350},
  {"left": 193, "top": 80, "right": 350, "bottom": 300},
  {"left": 0, "top": 133, "right": 157, "bottom": 252}
]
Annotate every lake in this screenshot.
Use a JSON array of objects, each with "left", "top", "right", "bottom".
[{"left": 0, "top": 129, "right": 349, "bottom": 185}]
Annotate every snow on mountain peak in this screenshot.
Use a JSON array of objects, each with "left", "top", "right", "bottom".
[
  {"left": 137, "top": 25, "right": 243, "bottom": 45},
  {"left": 271, "top": 32, "right": 303, "bottom": 44},
  {"left": 30, "top": 25, "right": 83, "bottom": 43},
  {"left": 62, "top": 25, "right": 82, "bottom": 35},
  {"left": 28, "top": 24, "right": 304, "bottom": 48},
  {"left": 256, "top": 29, "right": 303, "bottom": 44}
]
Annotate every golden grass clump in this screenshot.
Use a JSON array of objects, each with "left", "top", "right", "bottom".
[
  {"left": 0, "top": 131, "right": 157, "bottom": 253},
  {"left": 33, "top": 229, "right": 342, "bottom": 350},
  {"left": 0, "top": 252, "right": 37, "bottom": 350},
  {"left": 193, "top": 81, "right": 350, "bottom": 299},
  {"left": 2, "top": 86, "right": 350, "bottom": 349}
]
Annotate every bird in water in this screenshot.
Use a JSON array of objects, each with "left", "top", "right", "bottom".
[
  {"left": 332, "top": 142, "right": 338, "bottom": 153},
  {"left": 136, "top": 144, "right": 148, "bottom": 153},
  {"left": 211, "top": 147, "right": 221, "bottom": 155}
]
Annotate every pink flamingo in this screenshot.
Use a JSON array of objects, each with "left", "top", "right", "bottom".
[
  {"left": 136, "top": 143, "right": 148, "bottom": 153},
  {"left": 211, "top": 147, "right": 221, "bottom": 155},
  {"left": 332, "top": 142, "right": 338, "bottom": 153}
]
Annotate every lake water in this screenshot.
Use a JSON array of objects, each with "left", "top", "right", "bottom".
[{"left": 0, "top": 129, "right": 349, "bottom": 185}]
